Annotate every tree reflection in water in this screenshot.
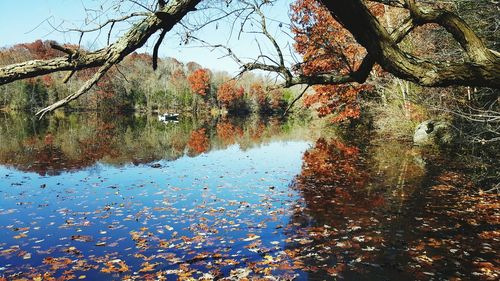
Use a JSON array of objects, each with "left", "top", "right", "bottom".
[
  {"left": 187, "top": 128, "right": 210, "bottom": 155},
  {"left": 0, "top": 113, "right": 311, "bottom": 175},
  {"left": 0, "top": 112, "right": 497, "bottom": 280},
  {"left": 286, "top": 136, "right": 498, "bottom": 280}
]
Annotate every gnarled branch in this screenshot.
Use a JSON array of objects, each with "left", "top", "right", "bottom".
[
  {"left": 0, "top": 0, "right": 202, "bottom": 117},
  {"left": 0, "top": 0, "right": 499, "bottom": 119},
  {"left": 243, "top": 11, "right": 415, "bottom": 88},
  {"left": 320, "top": 0, "right": 500, "bottom": 88}
]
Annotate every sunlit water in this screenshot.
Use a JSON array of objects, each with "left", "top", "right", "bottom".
[{"left": 0, "top": 113, "right": 498, "bottom": 280}]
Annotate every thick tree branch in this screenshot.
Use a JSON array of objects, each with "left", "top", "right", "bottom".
[
  {"left": 405, "top": 0, "right": 495, "bottom": 63},
  {"left": 0, "top": 52, "right": 106, "bottom": 85},
  {"left": 152, "top": 29, "right": 168, "bottom": 70},
  {"left": 243, "top": 12, "right": 415, "bottom": 88},
  {"left": 320, "top": 0, "right": 500, "bottom": 88},
  {"left": 0, "top": 0, "right": 202, "bottom": 116}
]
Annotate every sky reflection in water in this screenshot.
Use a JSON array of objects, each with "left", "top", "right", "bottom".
[{"left": 0, "top": 114, "right": 498, "bottom": 280}]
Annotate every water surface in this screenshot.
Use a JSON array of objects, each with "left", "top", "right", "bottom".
[{"left": 0, "top": 113, "right": 497, "bottom": 280}]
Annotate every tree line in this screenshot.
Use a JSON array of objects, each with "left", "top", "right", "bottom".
[
  {"left": 0, "top": 0, "right": 498, "bottom": 144},
  {"left": 0, "top": 40, "right": 294, "bottom": 115},
  {"left": 0, "top": 112, "right": 309, "bottom": 175}
]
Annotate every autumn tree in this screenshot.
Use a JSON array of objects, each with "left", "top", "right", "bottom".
[
  {"left": 216, "top": 119, "right": 244, "bottom": 146},
  {"left": 0, "top": 0, "right": 497, "bottom": 118},
  {"left": 16, "top": 40, "right": 65, "bottom": 61},
  {"left": 187, "top": 128, "right": 210, "bottom": 155},
  {"left": 187, "top": 68, "right": 211, "bottom": 97},
  {"left": 216, "top": 80, "right": 247, "bottom": 113},
  {"left": 317, "top": 0, "right": 499, "bottom": 87},
  {"left": 291, "top": 0, "right": 380, "bottom": 121},
  {"left": 249, "top": 83, "right": 268, "bottom": 112}
]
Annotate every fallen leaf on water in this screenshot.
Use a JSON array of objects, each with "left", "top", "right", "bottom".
[{"left": 243, "top": 234, "right": 260, "bottom": 241}]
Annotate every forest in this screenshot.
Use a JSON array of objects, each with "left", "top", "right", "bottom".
[
  {"left": 0, "top": 0, "right": 498, "bottom": 280},
  {"left": 0, "top": 40, "right": 293, "bottom": 115}
]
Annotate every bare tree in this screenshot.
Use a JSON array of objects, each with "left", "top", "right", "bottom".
[
  {"left": 323, "top": 0, "right": 499, "bottom": 87},
  {"left": 0, "top": 0, "right": 498, "bottom": 117},
  {"left": 231, "top": 0, "right": 499, "bottom": 88},
  {"left": 0, "top": 0, "right": 201, "bottom": 117}
]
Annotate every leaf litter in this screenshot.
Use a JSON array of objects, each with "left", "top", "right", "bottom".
[{"left": 0, "top": 138, "right": 498, "bottom": 280}]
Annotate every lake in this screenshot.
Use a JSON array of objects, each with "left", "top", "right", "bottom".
[{"left": 0, "top": 112, "right": 497, "bottom": 280}]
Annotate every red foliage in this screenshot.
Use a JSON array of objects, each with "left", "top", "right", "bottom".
[
  {"left": 216, "top": 80, "right": 244, "bottom": 107},
  {"left": 250, "top": 83, "right": 267, "bottom": 107},
  {"left": 187, "top": 69, "right": 211, "bottom": 96},
  {"left": 16, "top": 40, "right": 60, "bottom": 60},
  {"left": 127, "top": 52, "right": 152, "bottom": 63},
  {"left": 301, "top": 138, "right": 363, "bottom": 186},
  {"left": 187, "top": 128, "right": 209, "bottom": 154},
  {"left": 291, "top": 0, "right": 382, "bottom": 122},
  {"left": 216, "top": 120, "right": 243, "bottom": 145}
]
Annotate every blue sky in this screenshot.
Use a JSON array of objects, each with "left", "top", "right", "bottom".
[{"left": 0, "top": 0, "right": 295, "bottom": 74}]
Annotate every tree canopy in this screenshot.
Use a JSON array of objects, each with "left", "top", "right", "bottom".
[{"left": 0, "top": 0, "right": 498, "bottom": 117}]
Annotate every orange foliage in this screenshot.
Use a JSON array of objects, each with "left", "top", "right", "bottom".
[
  {"left": 250, "top": 83, "right": 267, "bottom": 107},
  {"left": 295, "top": 138, "right": 388, "bottom": 237},
  {"left": 187, "top": 128, "right": 209, "bottom": 154},
  {"left": 301, "top": 138, "right": 364, "bottom": 186},
  {"left": 291, "top": 0, "right": 382, "bottom": 122},
  {"left": 216, "top": 120, "right": 243, "bottom": 145},
  {"left": 43, "top": 257, "right": 73, "bottom": 271},
  {"left": 16, "top": 40, "right": 61, "bottom": 60},
  {"left": 187, "top": 68, "right": 211, "bottom": 96},
  {"left": 216, "top": 80, "right": 244, "bottom": 107},
  {"left": 101, "top": 260, "right": 130, "bottom": 273},
  {"left": 250, "top": 83, "right": 286, "bottom": 112},
  {"left": 127, "top": 52, "right": 153, "bottom": 63}
]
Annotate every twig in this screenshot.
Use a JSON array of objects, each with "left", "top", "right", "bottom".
[{"left": 283, "top": 85, "right": 310, "bottom": 116}]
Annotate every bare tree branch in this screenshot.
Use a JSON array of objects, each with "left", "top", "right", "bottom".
[
  {"left": 320, "top": 0, "right": 500, "bottom": 88},
  {"left": 283, "top": 85, "right": 309, "bottom": 116},
  {"left": 37, "top": 62, "right": 114, "bottom": 118},
  {"left": 67, "top": 12, "right": 149, "bottom": 34},
  {"left": 242, "top": 10, "right": 415, "bottom": 88},
  {"left": 405, "top": 0, "right": 496, "bottom": 63},
  {"left": 152, "top": 29, "right": 168, "bottom": 70},
  {"left": 0, "top": 0, "right": 202, "bottom": 117},
  {"left": 0, "top": 0, "right": 498, "bottom": 118}
]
